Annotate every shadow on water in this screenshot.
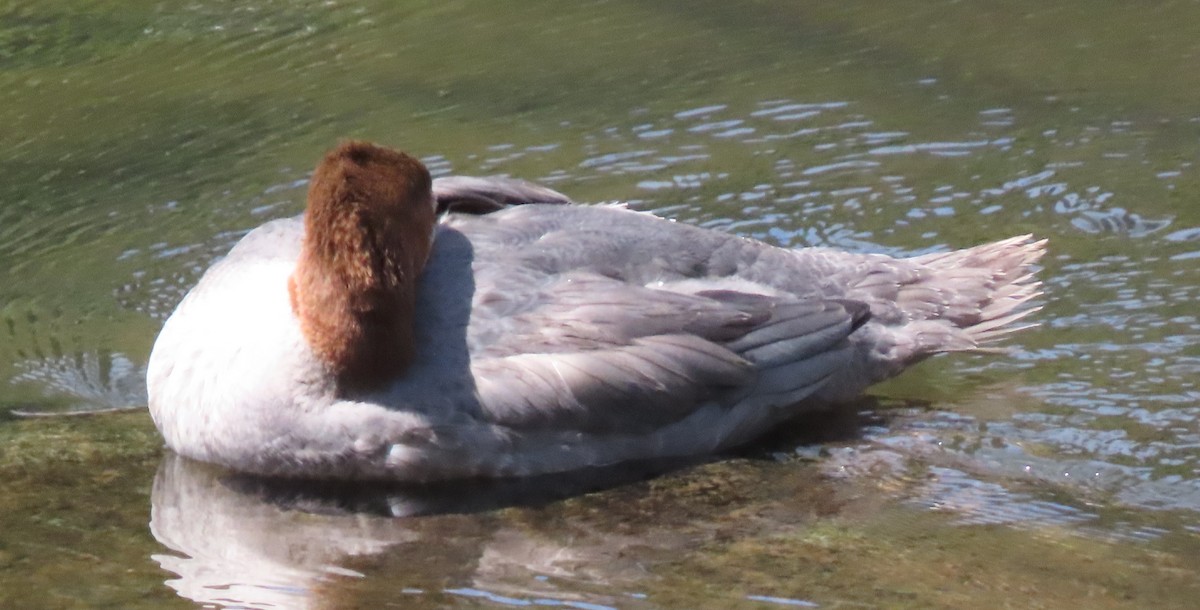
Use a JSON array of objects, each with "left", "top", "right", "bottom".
[{"left": 215, "top": 456, "right": 705, "bottom": 519}]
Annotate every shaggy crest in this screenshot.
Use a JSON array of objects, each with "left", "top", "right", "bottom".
[{"left": 288, "top": 141, "right": 435, "bottom": 393}]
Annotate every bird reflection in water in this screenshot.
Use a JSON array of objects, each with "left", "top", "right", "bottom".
[
  {"left": 149, "top": 452, "right": 697, "bottom": 608},
  {"left": 147, "top": 402, "right": 871, "bottom": 609}
]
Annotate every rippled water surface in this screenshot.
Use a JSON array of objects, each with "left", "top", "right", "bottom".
[{"left": 2, "top": 1, "right": 1199, "bottom": 608}]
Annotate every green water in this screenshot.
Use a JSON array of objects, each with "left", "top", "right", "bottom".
[{"left": 2, "top": 1, "right": 1199, "bottom": 608}]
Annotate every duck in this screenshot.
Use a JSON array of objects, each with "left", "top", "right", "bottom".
[{"left": 147, "top": 140, "right": 1045, "bottom": 482}]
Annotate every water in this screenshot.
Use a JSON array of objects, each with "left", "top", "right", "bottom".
[{"left": 2, "top": 1, "right": 1199, "bottom": 608}]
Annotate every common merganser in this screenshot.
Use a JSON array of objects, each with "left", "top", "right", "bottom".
[{"left": 147, "top": 141, "right": 1045, "bottom": 481}]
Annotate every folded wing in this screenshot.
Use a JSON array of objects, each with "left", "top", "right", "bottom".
[{"left": 469, "top": 272, "right": 869, "bottom": 435}]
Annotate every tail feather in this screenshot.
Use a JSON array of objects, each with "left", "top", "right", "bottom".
[
  {"left": 820, "top": 235, "right": 1045, "bottom": 402},
  {"left": 890, "top": 235, "right": 1046, "bottom": 357}
]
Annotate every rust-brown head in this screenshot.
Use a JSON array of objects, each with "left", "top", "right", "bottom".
[{"left": 289, "top": 140, "right": 436, "bottom": 394}]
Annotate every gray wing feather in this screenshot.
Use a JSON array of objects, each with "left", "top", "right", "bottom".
[
  {"left": 469, "top": 273, "right": 865, "bottom": 435},
  {"left": 726, "top": 302, "right": 851, "bottom": 365},
  {"left": 469, "top": 272, "right": 766, "bottom": 357},
  {"left": 472, "top": 335, "right": 754, "bottom": 433},
  {"left": 433, "top": 176, "right": 572, "bottom": 215}
]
